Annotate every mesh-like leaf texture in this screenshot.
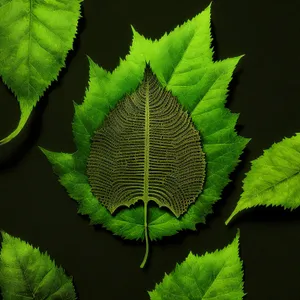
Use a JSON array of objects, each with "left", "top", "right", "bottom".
[{"left": 87, "top": 64, "right": 205, "bottom": 217}]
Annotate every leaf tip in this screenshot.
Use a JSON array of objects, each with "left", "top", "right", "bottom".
[
  {"left": 38, "top": 147, "right": 57, "bottom": 162},
  {"left": 38, "top": 146, "right": 49, "bottom": 157},
  {"left": 131, "top": 25, "right": 146, "bottom": 42},
  {"left": 86, "top": 54, "right": 93, "bottom": 63},
  {"left": 86, "top": 55, "right": 96, "bottom": 68},
  {"left": 0, "top": 230, "right": 11, "bottom": 244},
  {"left": 207, "top": 1, "right": 213, "bottom": 11},
  {"left": 237, "top": 54, "right": 246, "bottom": 62},
  {"left": 72, "top": 100, "right": 79, "bottom": 108},
  {"left": 130, "top": 24, "right": 137, "bottom": 35}
]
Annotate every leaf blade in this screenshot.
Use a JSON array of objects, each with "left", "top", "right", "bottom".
[
  {"left": 226, "top": 133, "right": 300, "bottom": 224},
  {"left": 0, "top": 231, "right": 76, "bottom": 299},
  {"left": 0, "top": 0, "right": 82, "bottom": 144},
  {"left": 148, "top": 231, "right": 245, "bottom": 300}
]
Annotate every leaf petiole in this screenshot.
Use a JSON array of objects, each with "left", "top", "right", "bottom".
[{"left": 140, "top": 201, "right": 149, "bottom": 268}]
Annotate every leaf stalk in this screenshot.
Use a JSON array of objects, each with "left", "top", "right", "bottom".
[{"left": 140, "top": 201, "right": 149, "bottom": 268}]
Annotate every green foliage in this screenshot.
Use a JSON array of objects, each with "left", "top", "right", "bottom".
[
  {"left": 41, "top": 4, "right": 249, "bottom": 243},
  {"left": 0, "top": 0, "right": 82, "bottom": 144},
  {"left": 148, "top": 231, "right": 245, "bottom": 300},
  {"left": 226, "top": 133, "right": 300, "bottom": 224},
  {"left": 0, "top": 231, "right": 76, "bottom": 299}
]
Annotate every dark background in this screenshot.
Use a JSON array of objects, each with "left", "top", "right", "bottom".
[{"left": 0, "top": 0, "right": 300, "bottom": 299}]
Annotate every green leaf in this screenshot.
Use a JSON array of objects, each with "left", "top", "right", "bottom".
[
  {"left": 0, "top": 231, "right": 76, "bottom": 299},
  {"left": 148, "top": 230, "right": 245, "bottom": 300},
  {"left": 226, "top": 133, "right": 300, "bottom": 224},
  {"left": 41, "top": 4, "right": 249, "bottom": 248},
  {"left": 0, "top": 0, "right": 82, "bottom": 144}
]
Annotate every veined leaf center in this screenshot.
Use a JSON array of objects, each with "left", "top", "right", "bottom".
[{"left": 86, "top": 64, "right": 206, "bottom": 217}]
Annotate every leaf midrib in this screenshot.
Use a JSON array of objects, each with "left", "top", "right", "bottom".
[
  {"left": 27, "top": 0, "right": 33, "bottom": 97},
  {"left": 165, "top": 30, "right": 195, "bottom": 85},
  {"left": 143, "top": 75, "right": 150, "bottom": 203},
  {"left": 12, "top": 245, "right": 35, "bottom": 298},
  {"left": 245, "top": 170, "right": 300, "bottom": 200},
  {"left": 202, "top": 261, "right": 227, "bottom": 299}
]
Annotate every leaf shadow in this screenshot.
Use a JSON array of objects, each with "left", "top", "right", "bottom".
[
  {"left": 211, "top": 21, "right": 220, "bottom": 63},
  {"left": 209, "top": 20, "right": 251, "bottom": 224},
  {"left": 226, "top": 69, "right": 244, "bottom": 107},
  {"left": 0, "top": 4, "right": 86, "bottom": 170},
  {"left": 211, "top": 21, "right": 245, "bottom": 109},
  {"left": 0, "top": 98, "right": 48, "bottom": 170},
  {"left": 208, "top": 147, "right": 251, "bottom": 223},
  {"left": 227, "top": 205, "right": 300, "bottom": 226}
]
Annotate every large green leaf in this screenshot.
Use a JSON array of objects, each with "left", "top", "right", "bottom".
[
  {"left": 226, "top": 133, "right": 300, "bottom": 224},
  {"left": 0, "top": 0, "right": 82, "bottom": 144},
  {"left": 85, "top": 64, "right": 206, "bottom": 267},
  {"left": 148, "top": 231, "right": 245, "bottom": 300},
  {"left": 0, "top": 232, "right": 76, "bottom": 299},
  {"left": 41, "top": 4, "right": 249, "bottom": 256}
]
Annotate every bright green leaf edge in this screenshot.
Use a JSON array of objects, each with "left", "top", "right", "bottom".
[
  {"left": 226, "top": 133, "right": 300, "bottom": 225},
  {"left": 148, "top": 230, "right": 245, "bottom": 300},
  {"left": 0, "top": 231, "right": 76, "bottom": 299},
  {"left": 0, "top": 0, "right": 83, "bottom": 145},
  {"left": 41, "top": 4, "right": 250, "bottom": 241}
]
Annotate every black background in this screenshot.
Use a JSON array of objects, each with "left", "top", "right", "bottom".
[{"left": 0, "top": 0, "right": 300, "bottom": 299}]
